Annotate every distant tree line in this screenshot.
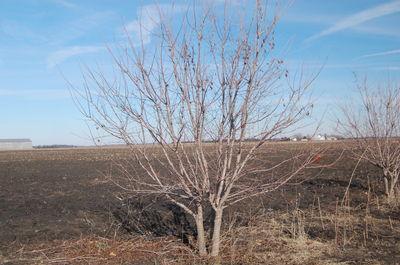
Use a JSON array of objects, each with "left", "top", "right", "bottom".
[{"left": 34, "top": 145, "right": 77, "bottom": 149}]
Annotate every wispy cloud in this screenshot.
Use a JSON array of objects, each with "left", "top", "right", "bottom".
[
  {"left": 203, "top": 0, "right": 243, "bottom": 5},
  {"left": 123, "top": 4, "right": 186, "bottom": 46},
  {"left": 49, "top": 11, "right": 115, "bottom": 46},
  {"left": 47, "top": 45, "right": 104, "bottom": 68},
  {"left": 285, "top": 11, "right": 400, "bottom": 38},
  {"left": 0, "top": 20, "right": 48, "bottom": 44},
  {"left": 0, "top": 89, "right": 70, "bottom": 100},
  {"left": 283, "top": 13, "right": 336, "bottom": 25},
  {"left": 51, "top": 0, "right": 77, "bottom": 9},
  {"left": 286, "top": 58, "right": 400, "bottom": 73},
  {"left": 306, "top": 0, "right": 400, "bottom": 42},
  {"left": 353, "top": 24, "right": 400, "bottom": 38},
  {"left": 358, "top": 49, "right": 400, "bottom": 59},
  {"left": 372, "top": 66, "right": 400, "bottom": 71}
]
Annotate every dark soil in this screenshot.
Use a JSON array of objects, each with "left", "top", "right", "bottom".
[
  {"left": 0, "top": 143, "right": 399, "bottom": 264},
  {"left": 0, "top": 149, "right": 118, "bottom": 245}
]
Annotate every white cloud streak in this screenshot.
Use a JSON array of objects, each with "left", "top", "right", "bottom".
[
  {"left": 359, "top": 49, "right": 400, "bottom": 59},
  {"left": 47, "top": 45, "right": 104, "bottom": 68},
  {"left": 306, "top": 0, "right": 400, "bottom": 42},
  {"left": 51, "top": 0, "right": 77, "bottom": 9},
  {"left": 49, "top": 11, "right": 115, "bottom": 46},
  {"left": 0, "top": 20, "right": 48, "bottom": 43},
  {"left": 372, "top": 66, "right": 400, "bottom": 71},
  {"left": 123, "top": 1, "right": 244, "bottom": 47},
  {"left": 285, "top": 12, "right": 400, "bottom": 38},
  {"left": 0, "top": 89, "right": 70, "bottom": 100},
  {"left": 353, "top": 24, "right": 400, "bottom": 38},
  {"left": 123, "top": 4, "right": 186, "bottom": 46}
]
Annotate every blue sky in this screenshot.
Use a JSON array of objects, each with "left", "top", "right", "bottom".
[{"left": 0, "top": 0, "right": 399, "bottom": 145}]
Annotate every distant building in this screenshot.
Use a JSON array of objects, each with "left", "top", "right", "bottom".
[
  {"left": 0, "top": 139, "right": 32, "bottom": 150},
  {"left": 311, "top": 134, "right": 326, "bottom": 141},
  {"left": 327, "top": 136, "right": 338, "bottom": 141}
]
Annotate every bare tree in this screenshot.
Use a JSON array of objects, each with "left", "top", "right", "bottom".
[
  {"left": 73, "top": 0, "right": 319, "bottom": 258},
  {"left": 338, "top": 78, "right": 400, "bottom": 202}
]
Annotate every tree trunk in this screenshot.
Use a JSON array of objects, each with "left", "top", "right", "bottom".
[
  {"left": 388, "top": 178, "right": 396, "bottom": 203},
  {"left": 384, "top": 176, "right": 390, "bottom": 197},
  {"left": 195, "top": 205, "right": 207, "bottom": 257},
  {"left": 384, "top": 175, "right": 398, "bottom": 203},
  {"left": 211, "top": 207, "right": 223, "bottom": 258}
]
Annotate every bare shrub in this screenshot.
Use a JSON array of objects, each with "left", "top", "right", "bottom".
[{"left": 338, "top": 78, "right": 400, "bottom": 203}]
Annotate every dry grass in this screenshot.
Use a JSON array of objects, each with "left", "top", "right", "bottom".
[
  {"left": 2, "top": 199, "right": 399, "bottom": 265},
  {"left": 2, "top": 231, "right": 336, "bottom": 265},
  {"left": 2, "top": 236, "right": 196, "bottom": 265},
  {"left": 220, "top": 215, "right": 338, "bottom": 265}
]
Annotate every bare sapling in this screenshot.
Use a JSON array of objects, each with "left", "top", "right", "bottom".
[
  {"left": 338, "top": 78, "right": 400, "bottom": 203},
  {"left": 72, "top": 0, "right": 320, "bottom": 258}
]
